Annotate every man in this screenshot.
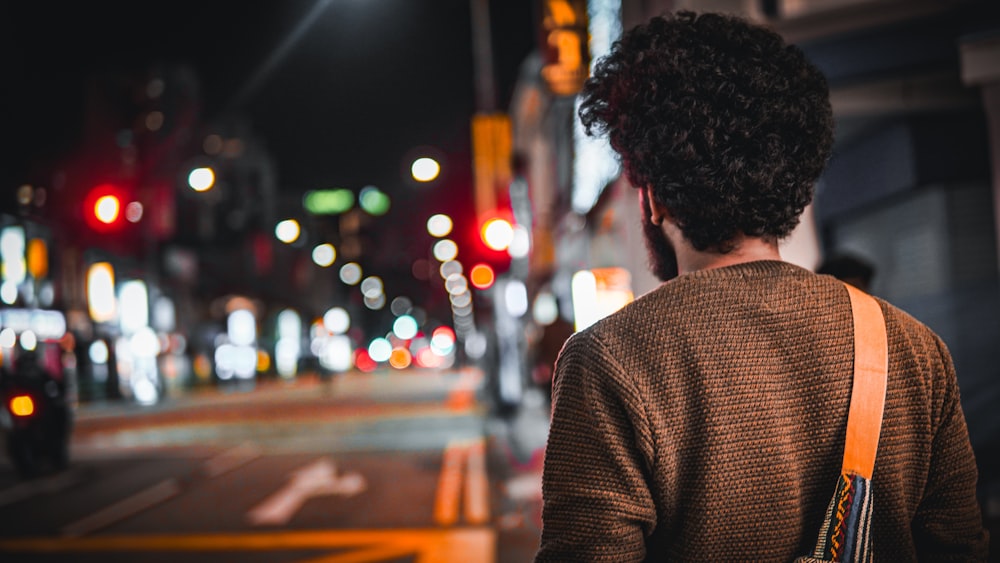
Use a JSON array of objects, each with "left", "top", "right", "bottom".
[{"left": 535, "top": 11, "right": 988, "bottom": 561}]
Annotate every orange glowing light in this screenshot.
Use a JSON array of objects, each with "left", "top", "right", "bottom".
[
  {"left": 469, "top": 263, "right": 495, "bottom": 290},
  {"left": 9, "top": 395, "right": 34, "bottom": 417},
  {"left": 389, "top": 347, "right": 412, "bottom": 369}
]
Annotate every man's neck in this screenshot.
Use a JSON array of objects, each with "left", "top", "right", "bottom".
[{"left": 675, "top": 235, "right": 782, "bottom": 275}]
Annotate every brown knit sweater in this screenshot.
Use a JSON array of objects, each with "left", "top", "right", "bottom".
[{"left": 536, "top": 261, "right": 988, "bottom": 561}]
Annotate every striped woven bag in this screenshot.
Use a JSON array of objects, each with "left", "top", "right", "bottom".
[{"left": 795, "top": 283, "right": 887, "bottom": 563}]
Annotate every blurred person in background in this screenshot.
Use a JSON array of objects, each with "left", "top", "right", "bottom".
[{"left": 535, "top": 11, "right": 987, "bottom": 561}]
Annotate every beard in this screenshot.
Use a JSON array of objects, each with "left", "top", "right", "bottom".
[{"left": 640, "top": 193, "right": 679, "bottom": 282}]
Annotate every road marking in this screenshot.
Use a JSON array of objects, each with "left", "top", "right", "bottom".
[
  {"left": 291, "top": 544, "right": 420, "bottom": 563},
  {"left": 434, "top": 441, "right": 465, "bottom": 525},
  {"left": 247, "top": 457, "right": 366, "bottom": 526},
  {"left": 446, "top": 370, "right": 480, "bottom": 410},
  {"left": 463, "top": 439, "right": 489, "bottom": 524},
  {"left": 61, "top": 478, "right": 181, "bottom": 537},
  {"left": 434, "top": 438, "right": 489, "bottom": 526},
  {"left": 0, "top": 469, "right": 83, "bottom": 508},
  {"left": 203, "top": 441, "right": 262, "bottom": 477},
  {"left": 0, "top": 528, "right": 496, "bottom": 562}
]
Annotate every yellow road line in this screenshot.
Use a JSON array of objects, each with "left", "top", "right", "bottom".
[
  {"left": 292, "top": 544, "right": 418, "bottom": 563},
  {"left": 433, "top": 440, "right": 465, "bottom": 526},
  {"left": 0, "top": 528, "right": 495, "bottom": 563},
  {"left": 463, "top": 439, "right": 489, "bottom": 525}
]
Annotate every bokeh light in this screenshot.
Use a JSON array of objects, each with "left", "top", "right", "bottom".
[
  {"left": 359, "top": 186, "right": 391, "bottom": 216},
  {"left": 389, "top": 347, "right": 413, "bottom": 369},
  {"left": 411, "top": 157, "right": 441, "bottom": 182},
  {"left": 323, "top": 307, "right": 350, "bottom": 334},
  {"left": 303, "top": 189, "right": 354, "bottom": 215},
  {"left": 368, "top": 337, "right": 392, "bottom": 363},
  {"left": 433, "top": 239, "right": 458, "bottom": 262},
  {"left": 360, "top": 276, "right": 384, "bottom": 298},
  {"left": 94, "top": 195, "right": 121, "bottom": 225},
  {"left": 275, "top": 219, "right": 301, "bottom": 243},
  {"left": 312, "top": 243, "right": 336, "bottom": 267},
  {"left": 426, "top": 214, "right": 453, "bottom": 237},
  {"left": 469, "top": 264, "right": 495, "bottom": 289},
  {"left": 340, "top": 262, "right": 363, "bottom": 285},
  {"left": 188, "top": 167, "right": 215, "bottom": 192},
  {"left": 393, "top": 315, "right": 418, "bottom": 340},
  {"left": 481, "top": 218, "right": 514, "bottom": 251}
]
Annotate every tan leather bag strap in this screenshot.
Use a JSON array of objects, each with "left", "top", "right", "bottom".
[{"left": 841, "top": 283, "right": 889, "bottom": 479}]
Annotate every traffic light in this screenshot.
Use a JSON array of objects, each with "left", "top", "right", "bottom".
[{"left": 83, "top": 184, "right": 128, "bottom": 233}]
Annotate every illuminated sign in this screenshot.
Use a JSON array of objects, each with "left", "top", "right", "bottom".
[{"left": 541, "top": 0, "right": 589, "bottom": 96}]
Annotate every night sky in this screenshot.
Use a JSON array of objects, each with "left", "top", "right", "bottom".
[{"left": 3, "top": 0, "right": 538, "bottom": 308}]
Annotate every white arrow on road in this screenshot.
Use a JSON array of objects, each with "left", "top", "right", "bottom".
[{"left": 246, "top": 457, "right": 366, "bottom": 526}]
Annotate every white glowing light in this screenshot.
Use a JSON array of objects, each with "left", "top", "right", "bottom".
[
  {"left": 364, "top": 293, "right": 386, "bottom": 310},
  {"left": 1, "top": 226, "right": 27, "bottom": 284},
  {"left": 89, "top": 340, "right": 109, "bottom": 364},
  {"left": 227, "top": 309, "right": 256, "bottom": 347},
  {"left": 426, "top": 214, "right": 453, "bottom": 237},
  {"left": 323, "top": 307, "right": 350, "bottom": 334},
  {"left": 464, "top": 331, "right": 488, "bottom": 360},
  {"left": 368, "top": 337, "right": 392, "bottom": 362},
  {"left": 275, "top": 219, "right": 301, "bottom": 243},
  {"left": 0, "top": 328, "right": 14, "bottom": 349},
  {"left": 433, "top": 239, "right": 458, "bottom": 262},
  {"left": 87, "top": 262, "right": 116, "bottom": 323},
  {"left": 19, "top": 330, "right": 37, "bottom": 351},
  {"left": 130, "top": 327, "right": 161, "bottom": 357},
  {"left": 312, "top": 243, "right": 336, "bottom": 267},
  {"left": 125, "top": 201, "right": 144, "bottom": 223},
  {"left": 188, "top": 167, "right": 215, "bottom": 192},
  {"left": 340, "top": 262, "right": 362, "bottom": 285},
  {"left": 508, "top": 224, "right": 531, "bottom": 258},
  {"left": 392, "top": 315, "right": 418, "bottom": 340},
  {"left": 445, "top": 273, "right": 468, "bottom": 296},
  {"left": 277, "top": 309, "right": 301, "bottom": 340},
  {"left": 439, "top": 260, "right": 462, "bottom": 279},
  {"left": 504, "top": 280, "right": 529, "bottom": 318},
  {"left": 360, "top": 276, "right": 384, "bottom": 298},
  {"left": 0, "top": 281, "right": 17, "bottom": 305},
  {"left": 411, "top": 157, "right": 441, "bottom": 182},
  {"left": 482, "top": 219, "right": 514, "bottom": 251},
  {"left": 275, "top": 338, "right": 300, "bottom": 378},
  {"left": 533, "top": 291, "right": 559, "bottom": 326},
  {"left": 118, "top": 280, "right": 149, "bottom": 334},
  {"left": 571, "top": 270, "right": 600, "bottom": 331},
  {"left": 319, "top": 335, "right": 353, "bottom": 372}
]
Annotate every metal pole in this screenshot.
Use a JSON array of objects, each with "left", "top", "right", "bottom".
[{"left": 470, "top": 0, "right": 497, "bottom": 112}]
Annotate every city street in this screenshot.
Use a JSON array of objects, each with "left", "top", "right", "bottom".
[{"left": 0, "top": 369, "right": 549, "bottom": 562}]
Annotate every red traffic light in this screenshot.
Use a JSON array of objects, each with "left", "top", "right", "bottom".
[{"left": 83, "top": 184, "right": 127, "bottom": 232}]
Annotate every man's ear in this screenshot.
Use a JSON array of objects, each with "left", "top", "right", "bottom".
[{"left": 644, "top": 186, "right": 671, "bottom": 226}]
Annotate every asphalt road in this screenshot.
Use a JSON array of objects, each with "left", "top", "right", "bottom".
[{"left": 0, "top": 368, "right": 548, "bottom": 562}]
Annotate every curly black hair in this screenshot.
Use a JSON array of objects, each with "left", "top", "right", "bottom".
[{"left": 579, "top": 11, "right": 834, "bottom": 252}]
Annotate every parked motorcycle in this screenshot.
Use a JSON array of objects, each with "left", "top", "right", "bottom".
[{"left": 0, "top": 351, "right": 73, "bottom": 478}]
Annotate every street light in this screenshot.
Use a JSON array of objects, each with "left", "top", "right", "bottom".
[
  {"left": 411, "top": 157, "right": 441, "bottom": 182},
  {"left": 187, "top": 167, "right": 216, "bottom": 192}
]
